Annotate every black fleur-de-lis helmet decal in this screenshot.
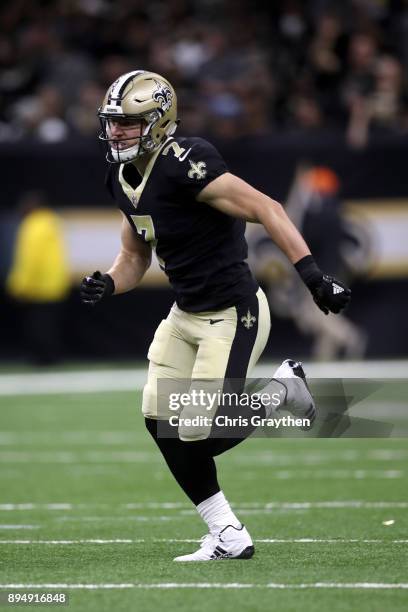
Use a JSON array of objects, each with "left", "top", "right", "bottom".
[{"left": 152, "top": 81, "right": 173, "bottom": 113}]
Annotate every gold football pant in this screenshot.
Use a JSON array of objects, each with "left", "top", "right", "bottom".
[{"left": 142, "top": 287, "right": 271, "bottom": 440}]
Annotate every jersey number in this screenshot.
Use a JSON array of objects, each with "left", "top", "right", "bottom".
[
  {"left": 162, "top": 140, "right": 191, "bottom": 161},
  {"left": 130, "top": 214, "right": 165, "bottom": 270}
]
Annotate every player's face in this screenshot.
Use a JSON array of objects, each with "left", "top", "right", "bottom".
[{"left": 107, "top": 117, "right": 145, "bottom": 150}]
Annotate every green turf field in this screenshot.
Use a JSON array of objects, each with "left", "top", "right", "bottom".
[{"left": 0, "top": 370, "right": 407, "bottom": 611}]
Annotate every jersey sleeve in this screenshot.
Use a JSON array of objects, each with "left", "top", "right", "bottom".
[{"left": 163, "top": 138, "right": 228, "bottom": 198}]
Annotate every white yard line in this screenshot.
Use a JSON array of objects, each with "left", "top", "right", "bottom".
[
  {"left": 56, "top": 516, "right": 181, "bottom": 522},
  {"left": 271, "top": 470, "right": 404, "bottom": 479},
  {"left": 0, "top": 431, "right": 140, "bottom": 445},
  {"left": 0, "top": 439, "right": 406, "bottom": 465},
  {"left": 0, "top": 459, "right": 406, "bottom": 479},
  {"left": 229, "top": 450, "right": 408, "bottom": 465},
  {"left": 0, "top": 360, "right": 406, "bottom": 396},
  {"left": 255, "top": 539, "right": 408, "bottom": 543},
  {"left": 0, "top": 504, "right": 74, "bottom": 511},
  {"left": 1, "top": 500, "right": 408, "bottom": 511},
  {"left": 0, "top": 525, "right": 38, "bottom": 530},
  {"left": 0, "top": 582, "right": 407, "bottom": 590},
  {"left": 0, "top": 451, "right": 404, "bottom": 478},
  {"left": 49, "top": 511, "right": 400, "bottom": 521},
  {"left": 161, "top": 538, "right": 408, "bottom": 544},
  {"left": 0, "top": 538, "right": 407, "bottom": 545},
  {"left": 124, "top": 500, "right": 408, "bottom": 509},
  {"left": 0, "top": 539, "right": 139, "bottom": 544},
  {"left": 0, "top": 451, "right": 159, "bottom": 463},
  {"left": 0, "top": 370, "right": 147, "bottom": 396}
]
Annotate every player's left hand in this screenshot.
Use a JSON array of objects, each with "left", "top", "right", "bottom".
[
  {"left": 80, "top": 271, "right": 115, "bottom": 305},
  {"left": 311, "top": 275, "right": 351, "bottom": 315}
]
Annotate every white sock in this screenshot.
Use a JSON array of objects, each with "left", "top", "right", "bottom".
[{"left": 197, "top": 491, "right": 241, "bottom": 534}]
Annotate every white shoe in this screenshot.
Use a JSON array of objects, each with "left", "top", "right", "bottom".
[
  {"left": 173, "top": 524, "right": 254, "bottom": 561},
  {"left": 273, "top": 359, "right": 316, "bottom": 430}
]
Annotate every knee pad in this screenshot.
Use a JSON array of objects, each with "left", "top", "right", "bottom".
[
  {"left": 142, "top": 382, "right": 158, "bottom": 419},
  {"left": 177, "top": 403, "right": 213, "bottom": 442}
]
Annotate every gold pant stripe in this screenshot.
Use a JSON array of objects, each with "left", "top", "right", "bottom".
[{"left": 142, "top": 288, "right": 271, "bottom": 422}]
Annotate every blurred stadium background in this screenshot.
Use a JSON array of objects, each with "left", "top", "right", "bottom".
[
  {"left": 0, "top": 2, "right": 408, "bottom": 610},
  {"left": 0, "top": 0, "right": 407, "bottom": 364}
]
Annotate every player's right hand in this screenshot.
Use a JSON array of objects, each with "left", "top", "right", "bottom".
[{"left": 80, "top": 271, "right": 115, "bottom": 305}]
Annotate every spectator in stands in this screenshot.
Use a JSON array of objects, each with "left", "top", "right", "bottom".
[
  {"left": 342, "top": 31, "right": 378, "bottom": 147},
  {"left": 0, "top": 0, "right": 407, "bottom": 143},
  {"left": 67, "top": 81, "right": 105, "bottom": 137},
  {"left": 11, "top": 85, "right": 69, "bottom": 142},
  {"left": 369, "top": 55, "right": 408, "bottom": 131},
  {"left": 346, "top": 52, "right": 408, "bottom": 147}
]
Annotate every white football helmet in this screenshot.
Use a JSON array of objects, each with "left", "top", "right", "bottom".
[{"left": 98, "top": 70, "right": 178, "bottom": 163}]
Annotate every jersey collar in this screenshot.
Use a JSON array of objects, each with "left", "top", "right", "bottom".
[{"left": 118, "top": 136, "right": 174, "bottom": 209}]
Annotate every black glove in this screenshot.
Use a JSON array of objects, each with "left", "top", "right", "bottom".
[
  {"left": 80, "top": 271, "right": 115, "bottom": 305},
  {"left": 310, "top": 274, "right": 351, "bottom": 315},
  {"left": 294, "top": 255, "right": 351, "bottom": 315}
]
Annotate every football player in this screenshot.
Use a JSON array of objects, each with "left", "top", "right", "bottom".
[{"left": 80, "top": 71, "right": 350, "bottom": 561}]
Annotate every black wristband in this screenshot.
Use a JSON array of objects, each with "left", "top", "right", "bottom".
[
  {"left": 102, "top": 273, "right": 115, "bottom": 297},
  {"left": 294, "top": 255, "right": 323, "bottom": 290}
]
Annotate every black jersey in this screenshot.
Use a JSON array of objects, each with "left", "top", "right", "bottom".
[{"left": 106, "top": 136, "right": 258, "bottom": 312}]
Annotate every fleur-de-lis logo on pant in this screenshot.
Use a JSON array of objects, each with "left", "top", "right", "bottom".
[
  {"left": 188, "top": 160, "right": 207, "bottom": 180},
  {"left": 241, "top": 309, "right": 256, "bottom": 329}
]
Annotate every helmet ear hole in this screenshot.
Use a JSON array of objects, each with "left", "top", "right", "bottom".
[{"left": 145, "top": 110, "right": 160, "bottom": 123}]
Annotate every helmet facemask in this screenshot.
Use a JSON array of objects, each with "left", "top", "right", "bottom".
[{"left": 98, "top": 110, "right": 161, "bottom": 164}]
